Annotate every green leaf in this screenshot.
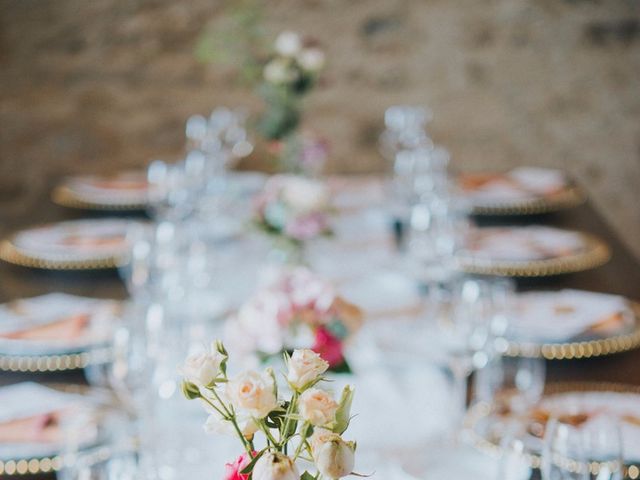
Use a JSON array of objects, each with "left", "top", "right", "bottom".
[
  {"left": 300, "top": 472, "right": 316, "bottom": 480},
  {"left": 333, "top": 385, "right": 354, "bottom": 434},
  {"left": 239, "top": 449, "right": 266, "bottom": 475}
]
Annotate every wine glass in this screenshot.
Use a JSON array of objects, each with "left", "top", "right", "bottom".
[
  {"left": 379, "top": 105, "right": 433, "bottom": 161},
  {"left": 405, "top": 193, "right": 469, "bottom": 281},
  {"left": 59, "top": 407, "right": 138, "bottom": 480},
  {"left": 431, "top": 276, "right": 511, "bottom": 433},
  {"left": 542, "top": 416, "right": 623, "bottom": 480},
  {"left": 475, "top": 356, "right": 546, "bottom": 416},
  {"left": 494, "top": 421, "right": 536, "bottom": 480},
  {"left": 147, "top": 159, "right": 202, "bottom": 223}
]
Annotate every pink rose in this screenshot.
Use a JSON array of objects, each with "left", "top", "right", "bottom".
[
  {"left": 224, "top": 452, "right": 256, "bottom": 480},
  {"left": 284, "top": 212, "right": 328, "bottom": 241},
  {"left": 312, "top": 327, "right": 344, "bottom": 368}
]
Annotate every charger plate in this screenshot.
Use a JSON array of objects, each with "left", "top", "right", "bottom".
[
  {"left": 0, "top": 219, "right": 131, "bottom": 270},
  {"left": 502, "top": 301, "right": 640, "bottom": 360},
  {"left": 467, "top": 185, "right": 585, "bottom": 216},
  {"left": 455, "top": 228, "right": 611, "bottom": 277},
  {"left": 52, "top": 172, "right": 148, "bottom": 211},
  {"left": 464, "top": 382, "right": 640, "bottom": 479},
  {"left": 0, "top": 384, "right": 129, "bottom": 477}
]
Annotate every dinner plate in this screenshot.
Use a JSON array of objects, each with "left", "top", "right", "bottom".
[
  {"left": 455, "top": 226, "right": 611, "bottom": 277},
  {"left": 458, "top": 167, "right": 585, "bottom": 215},
  {"left": 0, "top": 294, "right": 120, "bottom": 372},
  {"left": 0, "top": 383, "right": 120, "bottom": 476},
  {"left": 52, "top": 172, "right": 149, "bottom": 211},
  {"left": 464, "top": 383, "right": 640, "bottom": 478},
  {"left": 0, "top": 219, "right": 134, "bottom": 270},
  {"left": 503, "top": 291, "right": 640, "bottom": 360}
]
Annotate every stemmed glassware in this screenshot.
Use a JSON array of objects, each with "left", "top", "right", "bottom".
[
  {"left": 542, "top": 416, "right": 624, "bottom": 480},
  {"left": 379, "top": 105, "right": 433, "bottom": 161},
  {"left": 430, "top": 276, "right": 515, "bottom": 434},
  {"left": 475, "top": 355, "right": 546, "bottom": 417}
]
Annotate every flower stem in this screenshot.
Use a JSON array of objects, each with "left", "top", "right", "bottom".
[
  {"left": 260, "top": 420, "right": 280, "bottom": 450},
  {"left": 204, "top": 389, "right": 253, "bottom": 456},
  {"left": 281, "top": 392, "right": 298, "bottom": 448},
  {"left": 292, "top": 423, "right": 309, "bottom": 461}
]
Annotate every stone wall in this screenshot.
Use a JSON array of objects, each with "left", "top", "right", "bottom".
[{"left": 1, "top": 0, "right": 639, "bottom": 256}]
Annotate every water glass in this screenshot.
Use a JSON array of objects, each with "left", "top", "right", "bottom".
[
  {"left": 475, "top": 356, "right": 546, "bottom": 416},
  {"left": 542, "top": 416, "right": 623, "bottom": 480}
]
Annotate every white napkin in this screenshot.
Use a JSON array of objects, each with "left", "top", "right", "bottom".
[
  {"left": 466, "top": 227, "right": 585, "bottom": 261},
  {"left": 508, "top": 167, "right": 566, "bottom": 195},
  {"left": 0, "top": 383, "right": 83, "bottom": 424},
  {"left": 13, "top": 219, "right": 132, "bottom": 261},
  {"left": 509, "top": 290, "right": 634, "bottom": 343},
  {"left": 67, "top": 172, "right": 148, "bottom": 204},
  {"left": 0, "top": 293, "right": 118, "bottom": 354}
]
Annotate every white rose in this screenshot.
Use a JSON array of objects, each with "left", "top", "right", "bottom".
[
  {"left": 299, "top": 388, "right": 338, "bottom": 426},
  {"left": 281, "top": 177, "right": 330, "bottom": 214},
  {"left": 287, "top": 349, "right": 329, "bottom": 390},
  {"left": 263, "top": 59, "right": 298, "bottom": 85},
  {"left": 311, "top": 430, "right": 356, "bottom": 479},
  {"left": 226, "top": 370, "right": 278, "bottom": 419},
  {"left": 274, "top": 31, "right": 302, "bottom": 57},
  {"left": 180, "top": 348, "right": 223, "bottom": 387},
  {"left": 252, "top": 452, "right": 299, "bottom": 480},
  {"left": 298, "top": 48, "right": 325, "bottom": 72}
]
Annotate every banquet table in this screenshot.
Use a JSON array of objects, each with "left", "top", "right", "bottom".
[
  {"left": 0, "top": 177, "right": 640, "bottom": 479},
  {"left": 1, "top": 183, "right": 640, "bottom": 387}
]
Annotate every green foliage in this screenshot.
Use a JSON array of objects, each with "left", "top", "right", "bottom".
[{"left": 195, "top": 0, "right": 266, "bottom": 85}]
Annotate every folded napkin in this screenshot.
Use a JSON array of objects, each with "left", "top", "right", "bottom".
[
  {"left": 68, "top": 172, "right": 149, "bottom": 204},
  {"left": 466, "top": 227, "right": 585, "bottom": 261},
  {"left": 0, "top": 293, "right": 118, "bottom": 353},
  {"left": 13, "top": 219, "right": 131, "bottom": 261},
  {"left": 509, "top": 290, "right": 634, "bottom": 343},
  {"left": 0, "top": 383, "right": 83, "bottom": 443},
  {"left": 461, "top": 167, "right": 566, "bottom": 204},
  {"left": 507, "top": 167, "right": 566, "bottom": 195}
]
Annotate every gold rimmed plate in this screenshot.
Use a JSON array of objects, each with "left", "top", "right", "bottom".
[
  {"left": 464, "top": 382, "right": 640, "bottom": 478},
  {"left": 503, "top": 296, "right": 640, "bottom": 360},
  {"left": 455, "top": 226, "right": 611, "bottom": 277},
  {"left": 0, "top": 219, "right": 132, "bottom": 271},
  {"left": 0, "top": 293, "right": 120, "bottom": 373},
  {"left": 457, "top": 168, "right": 585, "bottom": 216},
  {"left": 0, "top": 383, "right": 128, "bottom": 477},
  {"left": 52, "top": 172, "right": 148, "bottom": 211}
]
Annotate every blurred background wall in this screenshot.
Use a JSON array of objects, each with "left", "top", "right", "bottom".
[{"left": 1, "top": 0, "right": 639, "bottom": 257}]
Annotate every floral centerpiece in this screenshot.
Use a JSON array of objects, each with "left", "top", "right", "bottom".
[
  {"left": 253, "top": 175, "right": 333, "bottom": 262},
  {"left": 225, "top": 266, "right": 362, "bottom": 373},
  {"left": 258, "top": 31, "right": 325, "bottom": 160},
  {"left": 181, "top": 344, "right": 360, "bottom": 480}
]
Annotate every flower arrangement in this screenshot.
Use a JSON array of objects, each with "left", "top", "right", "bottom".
[
  {"left": 253, "top": 175, "right": 332, "bottom": 254},
  {"left": 181, "top": 344, "right": 359, "bottom": 480},
  {"left": 257, "top": 31, "right": 325, "bottom": 142},
  {"left": 225, "top": 266, "right": 363, "bottom": 373}
]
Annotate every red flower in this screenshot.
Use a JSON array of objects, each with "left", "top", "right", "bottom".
[
  {"left": 312, "top": 327, "right": 344, "bottom": 367},
  {"left": 224, "top": 452, "right": 255, "bottom": 480}
]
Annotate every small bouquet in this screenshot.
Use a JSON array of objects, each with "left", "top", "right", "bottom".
[
  {"left": 225, "top": 266, "right": 362, "bottom": 372},
  {"left": 253, "top": 175, "right": 332, "bottom": 250},
  {"left": 258, "top": 31, "right": 325, "bottom": 142},
  {"left": 181, "top": 344, "right": 360, "bottom": 480}
]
